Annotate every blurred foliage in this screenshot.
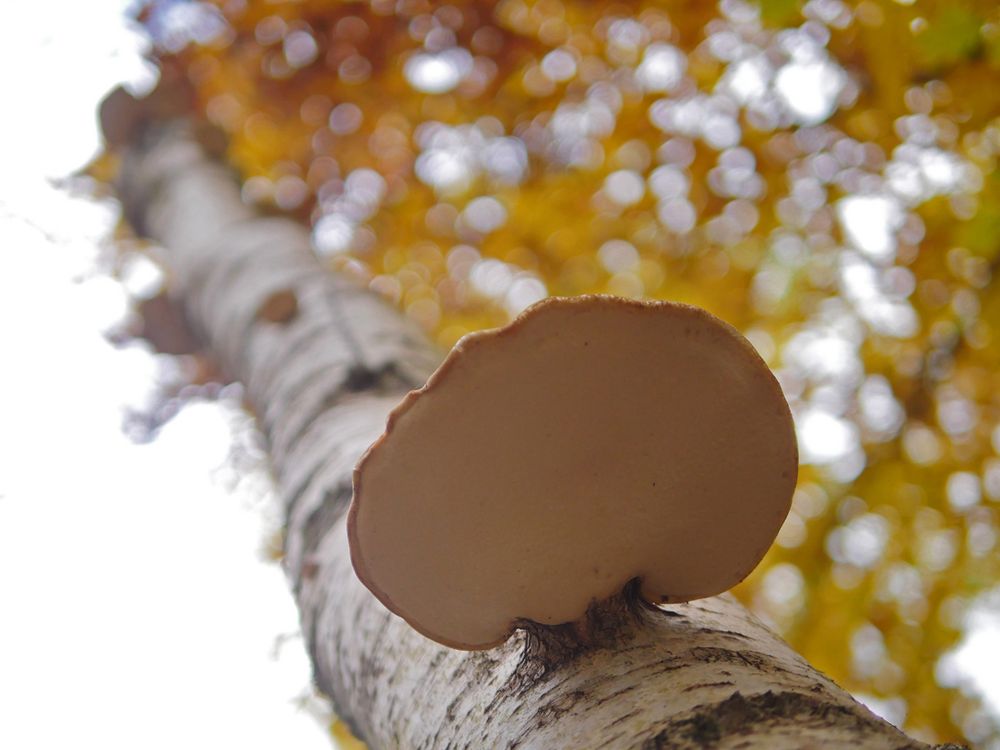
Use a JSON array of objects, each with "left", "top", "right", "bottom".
[
  {"left": 332, "top": 718, "right": 367, "bottom": 750},
  {"left": 116, "top": 0, "right": 1000, "bottom": 745}
]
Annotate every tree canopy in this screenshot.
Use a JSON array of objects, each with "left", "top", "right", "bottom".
[{"left": 109, "top": 0, "right": 1000, "bottom": 745}]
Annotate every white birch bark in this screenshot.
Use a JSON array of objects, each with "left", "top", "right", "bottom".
[{"left": 113, "top": 117, "right": 957, "bottom": 750}]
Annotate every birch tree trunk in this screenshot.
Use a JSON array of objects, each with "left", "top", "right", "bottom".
[{"left": 112, "top": 114, "right": 956, "bottom": 750}]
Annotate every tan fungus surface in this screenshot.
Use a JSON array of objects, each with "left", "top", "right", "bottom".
[{"left": 349, "top": 296, "right": 798, "bottom": 649}]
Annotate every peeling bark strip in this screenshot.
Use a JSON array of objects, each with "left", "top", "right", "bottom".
[{"left": 116, "top": 120, "right": 947, "bottom": 749}]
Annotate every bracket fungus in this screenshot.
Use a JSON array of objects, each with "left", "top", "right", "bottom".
[{"left": 348, "top": 296, "right": 798, "bottom": 650}]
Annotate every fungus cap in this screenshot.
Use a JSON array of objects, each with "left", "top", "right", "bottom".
[{"left": 348, "top": 296, "right": 797, "bottom": 650}]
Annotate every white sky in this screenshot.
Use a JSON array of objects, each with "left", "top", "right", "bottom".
[
  {"left": 0, "top": 2, "right": 331, "bottom": 748},
  {"left": 0, "top": 1, "right": 999, "bottom": 747}
]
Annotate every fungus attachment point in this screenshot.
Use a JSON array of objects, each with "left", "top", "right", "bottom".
[{"left": 348, "top": 296, "right": 798, "bottom": 650}]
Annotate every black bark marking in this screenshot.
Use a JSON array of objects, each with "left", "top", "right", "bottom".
[
  {"left": 656, "top": 609, "right": 686, "bottom": 619},
  {"left": 471, "top": 653, "right": 500, "bottom": 683},
  {"left": 644, "top": 690, "right": 924, "bottom": 750},
  {"left": 510, "top": 688, "right": 588, "bottom": 747},
  {"left": 688, "top": 647, "right": 769, "bottom": 671},
  {"left": 607, "top": 708, "right": 641, "bottom": 727},
  {"left": 428, "top": 650, "right": 447, "bottom": 671},
  {"left": 617, "top": 656, "right": 686, "bottom": 685},
  {"left": 344, "top": 364, "right": 383, "bottom": 392},
  {"left": 682, "top": 680, "right": 735, "bottom": 692},
  {"left": 444, "top": 694, "right": 461, "bottom": 723},
  {"left": 593, "top": 682, "right": 641, "bottom": 707}
]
